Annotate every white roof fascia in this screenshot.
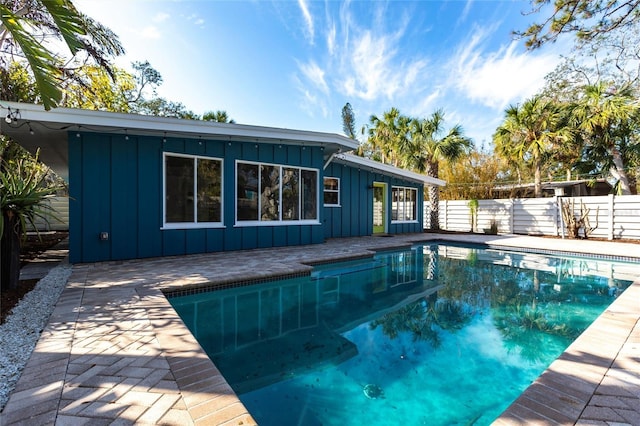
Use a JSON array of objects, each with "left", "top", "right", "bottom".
[
  {"left": 333, "top": 153, "right": 446, "bottom": 187},
  {"left": 1, "top": 101, "right": 359, "bottom": 150}
]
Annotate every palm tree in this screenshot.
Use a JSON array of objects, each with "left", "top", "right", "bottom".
[
  {"left": 202, "top": 110, "right": 236, "bottom": 123},
  {"left": 404, "top": 110, "right": 472, "bottom": 230},
  {"left": 570, "top": 83, "right": 638, "bottom": 194},
  {"left": 493, "top": 96, "right": 570, "bottom": 197},
  {"left": 368, "top": 108, "right": 410, "bottom": 166},
  {"left": 0, "top": 0, "right": 124, "bottom": 110},
  {"left": 1, "top": 0, "right": 122, "bottom": 288}
]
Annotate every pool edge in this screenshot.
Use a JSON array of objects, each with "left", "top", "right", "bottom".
[{"left": 492, "top": 277, "right": 640, "bottom": 425}]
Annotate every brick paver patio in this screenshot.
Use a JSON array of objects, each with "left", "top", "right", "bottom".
[{"left": 1, "top": 233, "right": 638, "bottom": 425}]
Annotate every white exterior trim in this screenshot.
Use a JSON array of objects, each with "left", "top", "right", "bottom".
[
  {"left": 323, "top": 176, "right": 341, "bottom": 207},
  {"left": 234, "top": 159, "right": 321, "bottom": 225},
  {"left": 162, "top": 152, "right": 224, "bottom": 229},
  {"left": 1, "top": 101, "right": 359, "bottom": 150},
  {"left": 332, "top": 152, "right": 446, "bottom": 186}
]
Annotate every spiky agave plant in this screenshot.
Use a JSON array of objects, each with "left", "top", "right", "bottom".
[{"left": 1, "top": 138, "right": 65, "bottom": 289}]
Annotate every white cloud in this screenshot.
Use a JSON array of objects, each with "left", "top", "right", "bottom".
[
  {"left": 412, "top": 87, "right": 443, "bottom": 117},
  {"left": 140, "top": 26, "right": 161, "bottom": 40},
  {"left": 298, "top": 0, "right": 314, "bottom": 43},
  {"left": 292, "top": 2, "right": 431, "bottom": 127},
  {"left": 342, "top": 30, "right": 428, "bottom": 101},
  {"left": 153, "top": 12, "right": 170, "bottom": 23},
  {"left": 457, "top": 0, "right": 474, "bottom": 26},
  {"left": 290, "top": 1, "right": 565, "bottom": 144},
  {"left": 294, "top": 75, "right": 329, "bottom": 119},
  {"left": 449, "top": 26, "right": 560, "bottom": 110},
  {"left": 327, "top": 21, "right": 336, "bottom": 55},
  {"left": 298, "top": 60, "right": 329, "bottom": 94},
  {"left": 185, "top": 13, "right": 205, "bottom": 27}
]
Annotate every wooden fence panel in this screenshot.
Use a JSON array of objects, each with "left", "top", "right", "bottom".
[
  {"left": 30, "top": 196, "right": 69, "bottom": 231},
  {"left": 477, "top": 199, "right": 512, "bottom": 234},
  {"left": 512, "top": 198, "right": 558, "bottom": 235},
  {"left": 559, "top": 196, "right": 611, "bottom": 239},
  {"left": 438, "top": 200, "right": 471, "bottom": 231},
  {"left": 426, "top": 194, "right": 640, "bottom": 241},
  {"left": 612, "top": 195, "right": 640, "bottom": 239}
]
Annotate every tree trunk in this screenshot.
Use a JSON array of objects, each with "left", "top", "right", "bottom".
[
  {"left": 428, "top": 185, "right": 440, "bottom": 230},
  {"left": 534, "top": 157, "right": 542, "bottom": 198},
  {"left": 1, "top": 210, "right": 21, "bottom": 291},
  {"left": 610, "top": 146, "right": 632, "bottom": 195},
  {"left": 426, "top": 161, "right": 440, "bottom": 230}
]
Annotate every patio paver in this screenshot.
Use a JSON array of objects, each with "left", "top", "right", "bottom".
[{"left": 1, "top": 233, "right": 639, "bottom": 425}]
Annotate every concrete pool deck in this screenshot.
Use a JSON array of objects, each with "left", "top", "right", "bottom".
[{"left": 1, "top": 233, "right": 638, "bottom": 425}]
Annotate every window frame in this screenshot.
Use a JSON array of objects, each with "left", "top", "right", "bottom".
[
  {"left": 391, "top": 185, "right": 418, "bottom": 223},
  {"left": 323, "top": 177, "right": 341, "bottom": 207},
  {"left": 162, "top": 152, "right": 224, "bottom": 230},
  {"left": 235, "top": 160, "right": 320, "bottom": 226}
]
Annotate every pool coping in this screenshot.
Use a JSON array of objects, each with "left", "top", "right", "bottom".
[{"left": 1, "top": 233, "right": 638, "bottom": 425}]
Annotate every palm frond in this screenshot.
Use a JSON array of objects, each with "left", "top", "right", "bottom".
[{"left": 0, "top": 4, "right": 63, "bottom": 109}]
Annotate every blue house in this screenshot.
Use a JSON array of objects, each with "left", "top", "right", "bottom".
[{"left": 1, "top": 102, "right": 445, "bottom": 263}]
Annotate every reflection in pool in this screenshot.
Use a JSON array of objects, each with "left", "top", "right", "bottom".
[{"left": 169, "top": 243, "right": 635, "bottom": 426}]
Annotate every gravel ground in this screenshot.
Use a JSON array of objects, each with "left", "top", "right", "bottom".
[{"left": 0, "top": 264, "right": 72, "bottom": 411}]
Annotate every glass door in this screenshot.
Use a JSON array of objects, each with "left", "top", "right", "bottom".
[{"left": 372, "top": 182, "right": 386, "bottom": 234}]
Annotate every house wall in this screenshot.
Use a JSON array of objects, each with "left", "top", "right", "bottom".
[
  {"left": 323, "top": 162, "right": 424, "bottom": 239},
  {"left": 69, "top": 132, "right": 326, "bottom": 263}
]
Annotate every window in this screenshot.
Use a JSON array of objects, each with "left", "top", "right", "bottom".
[
  {"left": 236, "top": 161, "right": 318, "bottom": 224},
  {"left": 282, "top": 168, "right": 299, "bottom": 220},
  {"left": 323, "top": 177, "right": 340, "bottom": 206},
  {"left": 391, "top": 186, "right": 417, "bottom": 222},
  {"left": 261, "top": 165, "right": 280, "bottom": 221},
  {"left": 164, "top": 153, "right": 223, "bottom": 228},
  {"left": 302, "top": 169, "right": 317, "bottom": 220}
]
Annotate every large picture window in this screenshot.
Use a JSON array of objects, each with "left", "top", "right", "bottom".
[
  {"left": 323, "top": 177, "right": 340, "bottom": 206},
  {"left": 391, "top": 186, "right": 417, "bottom": 222},
  {"left": 164, "top": 153, "right": 223, "bottom": 228},
  {"left": 236, "top": 161, "right": 318, "bottom": 224}
]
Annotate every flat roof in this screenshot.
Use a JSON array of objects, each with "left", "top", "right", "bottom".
[
  {"left": 0, "top": 101, "right": 359, "bottom": 176},
  {"left": 332, "top": 152, "right": 446, "bottom": 186}
]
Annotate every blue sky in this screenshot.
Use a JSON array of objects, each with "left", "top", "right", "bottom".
[{"left": 74, "top": 0, "right": 568, "bottom": 148}]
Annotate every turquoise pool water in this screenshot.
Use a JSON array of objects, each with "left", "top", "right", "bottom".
[{"left": 169, "top": 243, "right": 636, "bottom": 425}]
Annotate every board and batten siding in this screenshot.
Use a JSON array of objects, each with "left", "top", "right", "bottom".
[
  {"left": 427, "top": 195, "right": 640, "bottom": 240},
  {"left": 69, "top": 132, "right": 325, "bottom": 263},
  {"left": 323, "top": 162, "right": 424, "bottom": 239}
]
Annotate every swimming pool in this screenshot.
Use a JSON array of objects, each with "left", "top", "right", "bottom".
[{"left": 168, "top": 243, "right": 635, "bottom": 425}]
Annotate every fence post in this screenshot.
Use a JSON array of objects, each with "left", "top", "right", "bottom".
[
  {"left": 509, "top": 199, "right": 514, "bottom": 234},
  {"left": 608, "top": 194, "right": 614, "bottom": 240},
  {"left": 443, "top": 200, "right": 448, "bottom": 230},
  {"left": 554, "top": 196, "right": 557, "bottom": 236},
  {"left": 557, "top": 196, "right": 565, "bottom": 238}
]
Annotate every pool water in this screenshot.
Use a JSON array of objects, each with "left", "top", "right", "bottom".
[{"left": 169, "top": 243, "right": 635, "bottom": 425}]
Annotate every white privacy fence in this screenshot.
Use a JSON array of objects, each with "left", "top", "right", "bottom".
[
  {"left": 424, "top": 195, "right": 640, "bottom": 240},
  {"left": 29, "top": 196, "right": 69, "bottom": 231}
]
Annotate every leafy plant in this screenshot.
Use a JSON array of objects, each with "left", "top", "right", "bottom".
[
  {"left": 1, "top": 137, "right": 66, "bottom": 289},
  {"left": 468, "top": 199, "right": 479, "bottom": 232},
  {"left": 484, "top": 219, "right": 499, "bottom": 235},
  {"left": 0, "top": 0, "right": 124, "bottom": 110}
]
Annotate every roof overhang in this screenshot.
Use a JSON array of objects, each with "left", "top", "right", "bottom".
[
  {"left": 0, "top": 101, "right": 359, "bottom": 179},
  {"left": 332, "top": 152, "right": 446, "bottom": 187}
]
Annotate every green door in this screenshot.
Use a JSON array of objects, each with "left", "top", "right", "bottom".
[{"left": 373, "top": 182, "right": 386, "bottom": 234}]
